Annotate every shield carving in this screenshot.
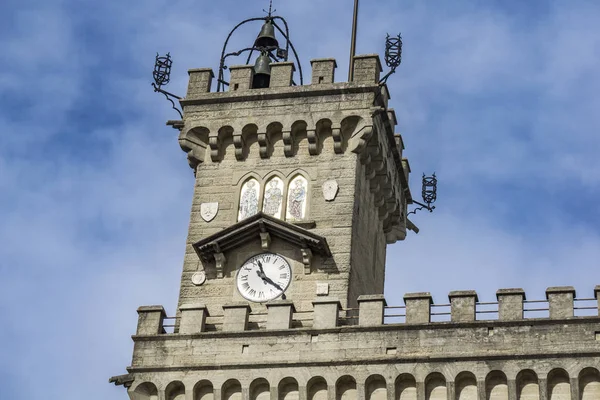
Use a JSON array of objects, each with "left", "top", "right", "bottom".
[
  {"left": 200, "top": 202, "right": 219, "bottom": 222},
  {"left": 322, "top": 179, "right": 339, "bottom": 201}
]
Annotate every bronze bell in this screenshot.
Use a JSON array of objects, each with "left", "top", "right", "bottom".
[
  {"left": 252, "top": 53, "right": 271, "bottom": 89},
  {"left": 254, "top": 20, "right": 279, "bottom": 49}
]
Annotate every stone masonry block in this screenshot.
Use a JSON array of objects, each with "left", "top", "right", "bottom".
[
  {"left": 352, "top": 54, "right": 382, "bottom": 84},
  {"left": 312, "top": 298, "right": 341, "bottom": 329},
  {"left": 136, "top": 305, "right": 166, "bottom": 335},
  {"left": 222, "top": 303, "right": 251, "bottom": 331},
  {"left": 179, "top": 303, "right": 208, "bottom": 334},
  {"left": 449, "top": 290, "right": 478, "bottom": 322},
  {"left": 186, "top": 68, "right": 214, "bottom": 97},
  {"left": 357, "top": 294, "right": 386, "bottom": 326},
  {"left": 546, "top": 286, "right": 576, "bottom": 319},
  {"left": 266, "top": 300, "right": 296, "bottom": 330},
  {"left": 310, "top": 58, "right": 337, "bottom": 84},
  {"left": 403, "top": 292, "right": 432, "bottom": 324},
  {"left": 496, "top": 288, "right": 526, "bottom": 321},
  {"left": 228, "top": 65, "right": 254, "bottom": 91},
  {"left": 270, "top": 62, "right": 295, "bottom": 88},
  {"left": 595, "top": 285, "right": 600, "bottom": 316}
]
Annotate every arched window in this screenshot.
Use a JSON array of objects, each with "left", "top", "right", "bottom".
[
  {"left": 278, "top": 377, "right": 299, "bottom": 400},
  {"left": 194, "top": 381, "right": 214, "bottom": 400},
  {"left": 133, "top": 382, "right": 158, "bottom": 400},
  {"left": 250, "top": 378, "right": 270, "bottom": 400},
  {"left": 485, "top": 371, "right": 508, "bottom": 400},
  {"left": 516, "top": 370, "right": 539, "bottom": 400},
  {"left": 336, "top": 376, "right": 357, "bottom": 400},
  {"left": 307, "top": 377, "right": 328, "bottom": 400},
  {"left": 238, "top": 178, "right": 260, "bottom": 221},
  {"left": 222, "top": 379, "right": 242, "bottom": 400},
  {"left": 166, "top": 381, "right": 185, "bottom": 400},
  {"left": 365, "top": 375, "right": 387, "bottom": 400},
  {"left": 286, "top": 175, "right": 308, "bottom": 221},
  {"left": 579, "top": 368, "right": 600, "bottom": 400},
  {"left": 395, "top": 374, "right": 416, "bottom": 400},
  {"left": 262, "top": 176, "right": 285, "bottom": 219},
  {"left": 425, "top": 373, "right": 446, "bottom": 400},
  {"left": 455, "top": 372, "right": 477, "bottom": 400},
  {"left": 547, "top": 369, "right": 570, "bottom": 400}
]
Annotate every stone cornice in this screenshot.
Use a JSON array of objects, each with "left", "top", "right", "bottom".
[{"left": 192, "top": 212, "right": 331, "bottom": 263}]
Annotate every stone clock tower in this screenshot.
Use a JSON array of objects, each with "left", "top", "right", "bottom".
[
  {"left": 175, "top": 51, "right": 408, "bottom": 317},
  {"left": 111, "top": 13, "right": 600, "bottom": 400}
]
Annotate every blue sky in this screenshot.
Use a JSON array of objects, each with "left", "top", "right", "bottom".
[{"left": 1, "top": 0, "right": 599, "bottom": 398}]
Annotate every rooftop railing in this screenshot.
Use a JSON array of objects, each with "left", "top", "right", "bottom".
[{"left": 136, "top": 286, "right": 600, "bottom": 335}]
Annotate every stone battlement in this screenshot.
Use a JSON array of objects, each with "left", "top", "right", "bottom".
[
  {"left": 136, "top": 286, "right": 600, "bottom": 335},
  {"left": 185, "top": 54, "right": 383, "bottom": 97},
  {"left": 127, "top": 286, "right": 600, "bottom": 399}
]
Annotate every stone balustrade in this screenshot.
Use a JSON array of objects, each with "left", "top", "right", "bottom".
[{"left": 134, "top": 286, "right": 600, "bottom": 336}]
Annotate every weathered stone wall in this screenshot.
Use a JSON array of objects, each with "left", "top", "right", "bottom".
[{"left": 347, "top": 160, "right": 387, "bottom": 309}]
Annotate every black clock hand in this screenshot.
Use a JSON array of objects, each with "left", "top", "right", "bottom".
[
  {"left": 262, "top": 275, "right": 283, "bottom": 291},
  {"left": 256, "top": 260, "right": 266, "bottom": 275},
  {"left": 256, "top": 259, "right": 287, "bottom": 299}
]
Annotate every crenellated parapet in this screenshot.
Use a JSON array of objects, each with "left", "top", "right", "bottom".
[
  {"left": 126, "top": 286, "right": 600, "bottom": 400},
  {"left": 135, "top": 286, "right": 599, "bottom": 336}
]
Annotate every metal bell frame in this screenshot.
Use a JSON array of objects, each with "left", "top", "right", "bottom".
[{"left": 217, "top": 15, "right": 303, "bottom": 92}]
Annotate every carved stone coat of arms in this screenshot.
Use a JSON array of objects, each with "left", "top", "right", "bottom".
[{"left": 200, "top": 202, "right": 219, "bottom": 222}]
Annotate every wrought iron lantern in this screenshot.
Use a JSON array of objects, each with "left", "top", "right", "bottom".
[
  {"left": 408, "top": 173, "right": 438, "bottom": 216},
  {"left": 151, "top": 53, "right": 182, "bottom": 119},
  {"left": 379, "top": 33, "right": 403, "bottom": 85}
]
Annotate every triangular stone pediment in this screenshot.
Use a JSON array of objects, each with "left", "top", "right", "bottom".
[{"left": 192, "top": 212, "right": 331, "bottom": 263}]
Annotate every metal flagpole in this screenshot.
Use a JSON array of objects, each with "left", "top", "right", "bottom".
[{"left": 348, "top": 0, "right": 359, "bottom": 82}]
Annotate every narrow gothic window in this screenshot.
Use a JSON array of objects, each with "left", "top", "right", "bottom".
[
  {"left": 238, "top": 178, "right": 260, "bottom": 221},
  {"left": 286, "top": 175, "right": 308, "bottom": 220},
  {"left": 262, "top": 177, "right": 284, "bottom": 219}
]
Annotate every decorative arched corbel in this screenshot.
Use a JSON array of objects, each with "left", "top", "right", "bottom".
[
  {"left": 365, "top": 164, "right": 377, "bottom": 181},
  {"left": 301, "top": 247, "right": 313, "bottom": 275},
  {"left": 233, "top": 132, "right": 245, "bottom": 161},
  {"left": 349, "top": 125, "right": 373, "bottom": 154},
  {"left": 369, "top": 175, "right": 381, "bottom": 194},
  {"left": 282, "top": 129, "right": 294, "bottom": 157},
  {"left": 307, "top": 128, "right": 319, "bottom": 155},
  {"left": 378, "top": 204, "right": 389, "bottom": 221},
  {"left": 258, "top": 131, "right": 270, "bottom": 159},
  {"left": 209, "top": 133, "right": 220, "bottom": 162},
  {"left": 359, "top": 151, "right": 371, "bottom": 166},
  {"left": 331, "top": 124, "right": 343, "bottom": 154}
]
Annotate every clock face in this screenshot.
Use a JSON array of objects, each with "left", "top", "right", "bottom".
[{"left": 236, "top": 253, "right": 292, "bottom": 302}]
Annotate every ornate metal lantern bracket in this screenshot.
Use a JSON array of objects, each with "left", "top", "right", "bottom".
[
  {"left": 379, "top": 33, "right": 402, "bottom": 85},
  {"left": 408, "top": 173, "right": 437, "bottom": 216},
  {"left": 151, "top": 53, "right": 183, "bottom": 119}
]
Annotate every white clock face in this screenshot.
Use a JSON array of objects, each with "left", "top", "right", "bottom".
[{"left": 236, "top": 253, "right": 292, "bottom": 302}]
